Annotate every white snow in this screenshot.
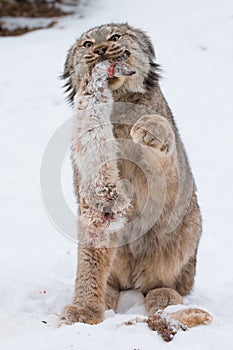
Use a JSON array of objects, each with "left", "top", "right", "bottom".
[{"left": 1, "top": 0, "right": 233, "bottom": 348}]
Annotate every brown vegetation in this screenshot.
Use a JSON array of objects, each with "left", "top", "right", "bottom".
[{"left": 0, "top": 0, "right": 78, "bottom": 36}]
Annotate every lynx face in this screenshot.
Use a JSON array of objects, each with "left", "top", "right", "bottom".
[{"left": 63, "top": 23, "right": 160, "bottom": 103}]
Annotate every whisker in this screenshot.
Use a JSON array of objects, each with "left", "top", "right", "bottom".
[
  {"left": 106, "top": 49, "right": 125, "bottom": 56},
  {"left": 85, "top": 58, "right": 99, "bottom": 63}
]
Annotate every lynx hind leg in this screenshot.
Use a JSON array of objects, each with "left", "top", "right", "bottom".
[
  {"left": 130, "top": 115, "right": 175, "bottom": 156},
  {"left": 145, "top": 287, "right": 183, "bottom": 316},
  {"left": 105, "top": 282, "right": 120, "bottom": 311},
  {"left": 175, "top": 255, "right": 197, "bottom": 296}
]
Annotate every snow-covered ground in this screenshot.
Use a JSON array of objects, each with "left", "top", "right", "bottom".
[{"left": 1, "top": 0, "right": 233, "bottom": 348}]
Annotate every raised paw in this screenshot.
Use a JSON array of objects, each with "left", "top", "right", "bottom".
[
  {"left": 59, "top": 304, "right": 104, "bottom": 326},
  {"left": 130, "top": 115, "right": 175, "bottom": 156}
]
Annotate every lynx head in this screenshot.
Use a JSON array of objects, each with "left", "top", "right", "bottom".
[{"left": 63, "top": 23, "right": 160, "bottom": 103}]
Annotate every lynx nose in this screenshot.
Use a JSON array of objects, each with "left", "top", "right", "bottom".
[{"left": 94, "top": 46, "right": 107, "bottom": 55}]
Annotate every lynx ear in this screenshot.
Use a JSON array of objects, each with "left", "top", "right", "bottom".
[{"left": 62, "top": 45, "right": 77, "bottom": 104}]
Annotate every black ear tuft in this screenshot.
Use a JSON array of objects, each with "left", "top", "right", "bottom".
[
  {"left": 144, "top": 62, "right": 162, "bottom": 90},
  {"left": 61, "top": 46, "right": 77, "bottom": 105},
  {"left": 63, "top": 79, "right": 76, "bottom": 105}
]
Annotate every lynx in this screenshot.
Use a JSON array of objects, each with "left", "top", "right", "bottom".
[{"left": 60, "top": 23, "right": 202, "bottom": 325}]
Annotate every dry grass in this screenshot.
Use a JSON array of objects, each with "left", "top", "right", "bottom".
[{"left": 0, "top": 0, "right": 78, "bottom": 36}]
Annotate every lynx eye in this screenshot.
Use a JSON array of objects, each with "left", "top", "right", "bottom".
[
  {"left": 109, "top": 34, "right": 121, "bottom": 42},
  {"left": 83, "top": 41, "right": 93, "bottom": 48}
]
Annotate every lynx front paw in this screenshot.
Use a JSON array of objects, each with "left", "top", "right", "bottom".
[
  {"left": 59, "top": 304, "right": 104, "bottom": 325},
  {"left": 130, "top": 115, "right": 175, "bottom": 156}
]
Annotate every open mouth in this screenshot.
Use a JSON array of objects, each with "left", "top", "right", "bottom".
[
  {"left": 85, "top": 50, "right": 135, "bottom": 85},
  {"left": 106, "top": 51, "right": 135, "bottom": 80}
]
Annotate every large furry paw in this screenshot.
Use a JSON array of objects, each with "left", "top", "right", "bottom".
[
  {"left": 148, "top": 311, "right": 187, "bottom": 342},
  {"left": 130, "top": 115, "right": 175, "bottom": 156},
  {"left": 145, "top": 288, "right": 183, "bottom": 315},
  {"left": 169, "top": 308, "right": 213, "bottom": 328},
  {"left": 147, "top": 308, "right": 213, "bottom": 342},
  {"left": 59, "top": 304, "right": 104, "bottom": 326},
  {"left": 120, "top": 307, "right": 213, "bottom": 343}
]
